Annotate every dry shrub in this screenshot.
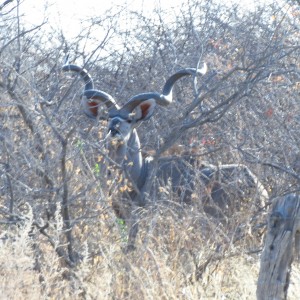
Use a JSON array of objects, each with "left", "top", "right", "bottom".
[
  {"left": 1, "top": 201, "right": 300, "bottom": 299},
  {"left": 0, "top": 0, "right": 299, "bottom": 298},
  {"left": 0, "top": 214, "right": 41, "bottom": 300}
]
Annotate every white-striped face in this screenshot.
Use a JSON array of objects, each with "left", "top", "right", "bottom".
[
  {"left": 107, "top": 116, "right": 134, "bottom": 143},
  {"left": 107, "top": 99, "right": 156, "bottom": 143}
]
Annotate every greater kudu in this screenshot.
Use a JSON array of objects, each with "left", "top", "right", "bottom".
[{"left": 62, "top": 63, "right": 268, "bottom": 250}]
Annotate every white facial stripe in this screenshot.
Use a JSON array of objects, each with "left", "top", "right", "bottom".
[{"left": 110, "top": 116, "right": 127, "bottom": 122}]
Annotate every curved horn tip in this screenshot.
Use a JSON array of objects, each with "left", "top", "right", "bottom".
[
  {"left": 198, "top": 63, "right": 208, "bottom": 75},
  {"left": 63, "top": 54, "right": 70, "bottom": 66},
  {"left": 61, "top": 64, "right": 81, "bottom": 72},
  {"left": 61, "top": 64, "right": 73, "bottom": 72}
]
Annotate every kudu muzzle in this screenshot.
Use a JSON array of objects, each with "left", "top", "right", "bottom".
[{"left": 108, "top": 118, "right": 122, "bottom": 138}]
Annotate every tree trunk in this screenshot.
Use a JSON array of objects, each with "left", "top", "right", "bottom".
[{"left": 257, "top": 194, "right": 300, "bottom": 300}]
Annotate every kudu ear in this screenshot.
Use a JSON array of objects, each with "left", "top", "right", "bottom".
[
  {"left": 81, "top": 97, "right": 100, "bottom": 118},
  {"left": 132, "top": 99, "right": 156, "bottom": 122}
]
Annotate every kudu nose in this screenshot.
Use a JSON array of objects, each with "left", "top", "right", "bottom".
[{"left": 108, "top": 119, "right": 121, "bottom": 137}]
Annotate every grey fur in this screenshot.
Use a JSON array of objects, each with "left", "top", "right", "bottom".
[{"left": 63, "top": 63, "right": 268, "bottom": 250}]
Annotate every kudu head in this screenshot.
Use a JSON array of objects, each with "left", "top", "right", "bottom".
[{"left": 62, "top": 63, "right": 207, "bottom": 164}]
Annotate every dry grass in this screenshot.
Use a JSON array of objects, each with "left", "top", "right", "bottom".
[{"left": 1, "top": 202, "right": 300, "bottom": 300}]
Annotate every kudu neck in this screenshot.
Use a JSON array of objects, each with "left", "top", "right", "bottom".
[
  {"left": 109, "top": 129, "right": 143, "bottom": 187},
  {"left": 125, "top": 129, "right": 144, "bottom": 185}
]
